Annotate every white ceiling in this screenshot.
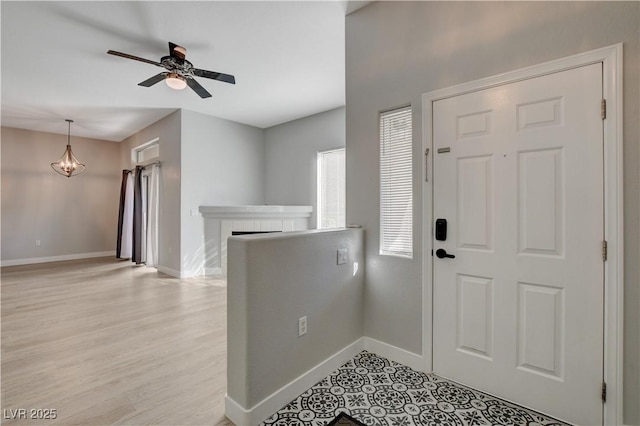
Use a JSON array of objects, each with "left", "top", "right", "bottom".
[{"left": 1, "top": 1, "right": 364, "bottom": 142}]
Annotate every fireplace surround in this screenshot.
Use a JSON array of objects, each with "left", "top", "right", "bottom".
[{"left": 199, "top": 205, "right": 313, "bottom": 275}]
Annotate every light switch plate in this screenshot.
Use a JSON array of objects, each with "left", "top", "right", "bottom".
[{"left": 337, "top": 248, "right": 348, "bottom": 265}]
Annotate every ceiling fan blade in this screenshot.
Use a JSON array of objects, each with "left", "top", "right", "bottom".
[
  {"left": 186, "top": 78, "right": 212, "bottom": 98},
  {"left": 169, "top": 42, "right": 186, "bottom": 60},
  {"left": 138, "top": 73, "right": 168, "bottom": 87},
  {"left": 193, "top": 68, "right": 236, "bottom": 84},
  {"left": 107, "top": 50, "right": 162, "bottom": 67}
]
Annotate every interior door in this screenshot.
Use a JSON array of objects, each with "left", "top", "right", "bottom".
[{"left": 432, "top": 63, "right": 604, "bottom": 425}]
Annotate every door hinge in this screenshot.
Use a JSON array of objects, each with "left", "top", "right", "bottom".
[
  {"left": 602, "top": 240, "right": 608, "bottom": 261},
  {"left": 601, "top": 382, "right": 607, "bottom": 402},
  {"left": 601, "top": 99, "right": 606, "bottom": 120}
]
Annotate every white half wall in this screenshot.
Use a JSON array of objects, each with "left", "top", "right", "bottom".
[
  {"left": 265, "top": 107, "right": 345, "bottom": 228},
  {"left": 226, "top": 228, "right": 364, "bottom": 424}
]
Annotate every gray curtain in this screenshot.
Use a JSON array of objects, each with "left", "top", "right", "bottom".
[
  {"left": 116, "top": 170, "right": 133, "bottom": 259},
  {"left": 132, "top": 166, "right": 144, "bottom": 264}
]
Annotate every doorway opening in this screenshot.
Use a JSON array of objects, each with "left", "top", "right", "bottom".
[{"left": 422, "top": 44, "right": 623, "bottom": 425}]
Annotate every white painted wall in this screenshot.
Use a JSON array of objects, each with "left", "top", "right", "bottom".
[
  {"left": 345, "top": 2, "right": 639, "bottom": 423},
  {"left": 227, "top": 228, "right": 364, "bottom": 422},
  {"left": 180, "top": 109, "right": 265, "bottom": 276},
  {"left": 1, "top": 127, "right": 120, "bottom": 263},
  {"left": 264, "top": 107, "right": 345, "bottom": 228},
  {"left": 120, "top": 110, "right": 182, "bottom": 275}
]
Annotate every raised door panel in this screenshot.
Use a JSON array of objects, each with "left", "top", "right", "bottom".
[
  {"left": 457, "top": 156, "right": 493, "bottom": 251},
  {"left": 456, "top": 274, "right": 494, "bottom": 360},
  {"left": 517, "top": 282, "right": 565, "bottom": 380},
  {"left": 517, "top": 149, "right": 564, "bottom": 256}
]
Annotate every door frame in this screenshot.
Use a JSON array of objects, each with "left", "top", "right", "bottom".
[{"left": 421, "top": 44, "right": 623, "bottom": 425}]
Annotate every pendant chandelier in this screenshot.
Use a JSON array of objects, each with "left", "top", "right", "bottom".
[{"left": 51, "top": 119, "right": 86, "bottom": 177}]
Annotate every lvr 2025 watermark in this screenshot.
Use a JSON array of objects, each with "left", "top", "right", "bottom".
[{"left": 3, "top": 409, "right": 57, "bottom": 420}]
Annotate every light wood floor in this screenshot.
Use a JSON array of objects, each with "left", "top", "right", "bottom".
[{"left": 1, "top": 257, "right": 233, "bottom": 425}]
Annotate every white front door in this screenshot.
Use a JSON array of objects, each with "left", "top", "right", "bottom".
[{"left": 432, "top": 63, "right": 604, "bottom": 425}]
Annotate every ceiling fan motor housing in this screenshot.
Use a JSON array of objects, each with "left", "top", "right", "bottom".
[{"left": 161, "top": 56, "right": 195, "bottom": 78}]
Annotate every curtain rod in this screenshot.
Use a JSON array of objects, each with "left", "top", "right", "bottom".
[
  {"left": 141, "top": 161, "right": 162, "bottom": 169},
  {"left": 125, "top": 161, "right": 162, "bottom": 173}
]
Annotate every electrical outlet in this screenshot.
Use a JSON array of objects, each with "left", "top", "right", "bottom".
[
  {"left": 337, "top": 248, "right": 348, "bottom": 265},
  {"left": 35, "top": 240, "right": 41, "bottom": 246},
  {"left": 298, "top": 316, "right": 307, "bottom": 336}
]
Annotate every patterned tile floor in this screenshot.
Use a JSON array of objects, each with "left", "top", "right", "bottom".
[{"left": 261, "top": 351, "right": 570, "bottom": 426}]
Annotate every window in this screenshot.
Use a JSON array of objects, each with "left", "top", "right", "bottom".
[
  {"left": 132, "top": 138, "right": 159, "bottom": 165},
  {"left": 380, "top": 106, "right": 413, "bottom": 258},
  {"left": 317, "top": 148, "right": 346, "bottom": 229}
]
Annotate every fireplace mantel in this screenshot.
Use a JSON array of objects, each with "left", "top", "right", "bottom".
[
  {"left": 199, "top": 205, "right": 313, "bottom": 219},
  {"left": 199, "top": 205, "right": 312, "bottom": 276}
]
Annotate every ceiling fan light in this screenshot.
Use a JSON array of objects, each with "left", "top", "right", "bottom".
[{"left": 166, "top": 73, "right": 187, "bottom": 90}]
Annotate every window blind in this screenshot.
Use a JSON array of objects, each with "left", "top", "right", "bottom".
[{"left": 379, "top": 106, "right": 413, "bottom": 258}]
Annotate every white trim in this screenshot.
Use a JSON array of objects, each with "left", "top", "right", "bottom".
[
  {"left": 1, "top": 251, "right": 115, "bottom": 267},
  {"left": 225, "top": 337, "right": 365, "bottom": 426},
  {"left": 179, "top": 267, "right": 203, "bottom": 278},
  {"left": 364, "top": 337, "right": 423, "bottom": 372},
  {"left": 602, "top": 43, "right": 625, "bottom": 426},
  {"left": 421, "top": 43, "right": 623, "bottom": 426},
  {"left": 224, "top": 337, "right": 428, "bottom": 426},
  {"left": 131, "top": 136, "right": 159, "bottom": 165},
  {"left": 157, "top": 265, "right": 204, "bottom": 278},
  {"left": 156, "top": 264, "right": 182, "bottom": 278},
  {"left": 204, "top": 267, "right": 223, "bottom": 277},
  {"left": 199, "top": 205, "right": 312, "bottom": 219},
  {"left": 224, "top": 395, "right": 251, "bottom": 426}
]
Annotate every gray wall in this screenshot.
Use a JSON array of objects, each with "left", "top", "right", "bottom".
[
  {"left": 120, "top": 110, "right": 182, "bottom": 275},
  {"left": 345, "top": 1, "right": 640, "bottom": 422},
  {"left": 1, "top": 127, "right": 120, "bottom": 262},
  {"left": 264, "top": 107, "right": 346, "bottom": 228},
  {"left": 180, "top": 109, "right": 265, "bottom": 276},
  {"left": 227, "top": 228, "right": 364, "bottom": 408}
]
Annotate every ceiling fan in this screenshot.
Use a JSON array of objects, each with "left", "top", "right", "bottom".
[{"left": 107, "top": 42, "right": 235, "bottom": 98}]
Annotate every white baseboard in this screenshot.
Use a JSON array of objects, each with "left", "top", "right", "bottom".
[
  {"left": 1, "top": 251, "right": 115, "bottom": 267},
  {"left": 224, "top": 395, "right": 251, "bottom": 426},
  {"left": 180, "top": 268, "right": 204, "bottom": 278},
  {"left": 156, "top": 265, "right": 182, "bottom": 278},
  {"left": 364, "top": 336, "right": 424, "bottom": 372},
  {"left": 156, "top": 265, "right": 207, "bottom": 279},
  {"left": 205, "top": 267, "right": 223, "bottom": 277},
  {"left": 224, "top": 337, "right": 426, "bottom": 426},
  {"left": 225, "top": 337, "right": 365, "bottom": 426}
]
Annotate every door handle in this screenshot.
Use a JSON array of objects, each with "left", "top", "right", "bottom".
[{"left": 435, "top": 249, "right": 455, "bottom": 259}]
